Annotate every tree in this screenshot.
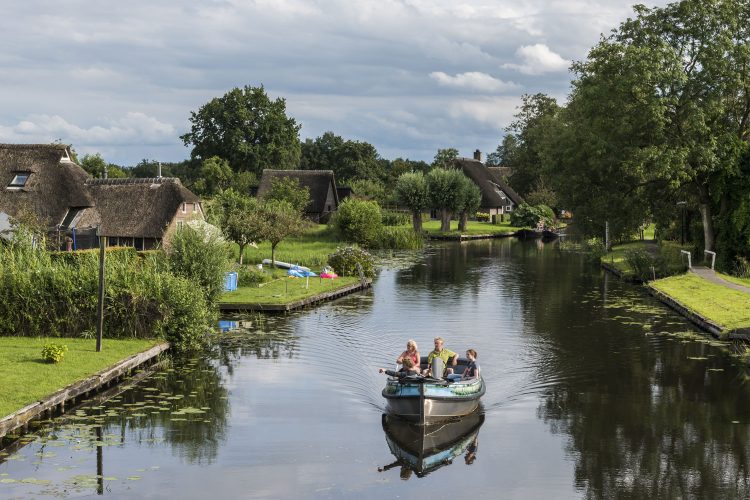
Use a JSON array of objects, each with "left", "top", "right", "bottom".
[
  {"left": 263, "top": 176, "right": 310, "bottom": 214},
  {"left": 458, "top": 179, "right": 482, "bottom": 232},
  {"left": 192, "top": 156, "right": 234, "bottom": 196},
  {"left": 348, "top": 178, "right": 387, "bottom": 206},
  {"left": 300, "top": 131, "right": 385, "bottom": 182},
  {"left": 426, "top": 168, "right": 466, "bottom": 232},
  {"left": 181, "top": 85, "right": 301, "bottom": 175},
  {"left": 80, "top": 153, "right": 128, "bottom": 179},
  {"left": 394, "top": 172, "right": 430, "bottom": 232},
  {"left": 333, "top": 198, "right": 383, "bottom": 246},
  {"left": 389, "top": 158, "right": 431, "bottom": 183},
  {"left": 261, "top": 200, "right": 306, "bottom": 267},
  {"left": 432, "top": 148, "right": 459, "bottom": 169},
  {"left": 224, "top": 198, "right": 265, "bottom": 265}
]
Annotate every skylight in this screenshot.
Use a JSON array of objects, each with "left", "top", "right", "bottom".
[{"left": 8, "top": 172, "right": 30, "bottom": 188}]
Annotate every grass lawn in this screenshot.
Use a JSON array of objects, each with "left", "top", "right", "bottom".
[
  {"left": 418, "top": 220, "right": 522, "bottom": 236},
  {"left": 718, "top": 273, "right": 750, "bottom": 289},
  {"left": 650, "top": 273, "right": 750, "bottom": 331},
  {"left": 237, "top": 224, "right": 343, "bottom": 269},
  {"left": 220, "top": 276, "right": 361, "bottom": 305},
  {"left": 0, "top": 337, "right": 160, "bottom": 419}
]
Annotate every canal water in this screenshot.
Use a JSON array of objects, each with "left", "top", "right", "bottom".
[{"left": 3, "top": 239, "right": 750, "bottom": 498}]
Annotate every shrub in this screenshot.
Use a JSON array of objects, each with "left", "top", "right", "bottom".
[
  {"left": 536, "top": 204, "right": 555, "bottom": 223},
  {"left": 41, "top": 343, "right": 67, "bottom": 363},
  {"left": 510, "top": 203, "right": 550, "bottom": 228},
  {"left": 237, "top": 265, "right": 273, "bottom": 286},
  {"left": 624, "top": 248, "right": 655, "bottom": 280},
  {"left": 328, "top": 246, "right": 376, "bottom": 278},
  {"left": 374, "top": 227, "right": 424, "bottom": 250},
  {"left": 475, "top": 212, "right": 490, "bottom": 222},
  {"left": 381, "top": 210, "right": 410, "bottom": 226},
  {"left": 734, "top": 256, "right": 750, "bottom": 279},
  {"left": 165, "top": 226, "right": 230, "bottom": 305},
  {"left": 332, "top": 198, "right": 383, "bottom": 247}
]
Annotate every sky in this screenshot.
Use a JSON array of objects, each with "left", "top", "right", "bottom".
[{"left": 0, "top": 0, "right": 669, "bottom": 166}]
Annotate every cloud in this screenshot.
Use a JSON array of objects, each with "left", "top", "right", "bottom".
[
  {"left": 0, "top": 113, "right": 175, "bottom": 147},
  {"left": 502, "top": 43, "right": 570, "bottom": 75},
  {"left": 429, "top": 71, "right": 520, "bottom": 93}
]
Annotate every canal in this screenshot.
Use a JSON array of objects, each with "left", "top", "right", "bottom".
[{"left": 2, "top": 238, "right": 750, "bottom": 498}]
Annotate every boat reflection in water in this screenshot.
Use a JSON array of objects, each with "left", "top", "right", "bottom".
[{"left": 378, "top": 410, "right": 484, "bottom": 479}]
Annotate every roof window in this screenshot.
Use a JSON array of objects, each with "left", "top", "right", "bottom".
[{"left": 8, "top": 172, "right": 31, "bottom": 189}]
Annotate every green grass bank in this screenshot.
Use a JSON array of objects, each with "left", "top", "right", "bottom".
[
  {"left": 650, "top": 273, "right": 750, "bottom": 332},
  {"left": 419, "top": 220, "right": 522, "bottom": 236},
  {"left": 0, "top": 338, "right": 159, "bottom": 419},
  {"left": 221, "top": 276, "right": 360, "bottom": 306}
]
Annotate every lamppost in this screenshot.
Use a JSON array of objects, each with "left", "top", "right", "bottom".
[{"left": 676, "top": 201, "right": 687, "bottom": 245}]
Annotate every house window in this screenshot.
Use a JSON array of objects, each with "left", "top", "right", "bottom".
[
  {"left": 8, "top": 172, "right": 30, "bottom": 188},
  {"left": 177, "top": 220, "right": 184, "bottom": 231},
  {"left": 506, "top": 204, "right": 513, "bottom": 212},
  {"left": 181, "top": 202, "right": 186, "bottom": 213}
]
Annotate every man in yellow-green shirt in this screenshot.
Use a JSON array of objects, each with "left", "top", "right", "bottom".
[{"left": 423, "top": 337, "right": 457, "bottom": 377}]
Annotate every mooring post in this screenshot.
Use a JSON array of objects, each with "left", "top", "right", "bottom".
[{"left": 96, "top": 226, "right": 105, "bottom": 352}]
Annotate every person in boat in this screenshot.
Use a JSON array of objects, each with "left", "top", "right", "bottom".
[
  {"left": 447, "top": 349, "right": 480, "bottom": 382},
  {"left": 396, "top": 339, "right": 420, "bottom": 371},
  {"left": 379, "top": 357, "right": 420, "bottom": 377},
  {"left": 422, "top": 337, "right": 457, "bottom": 377}
]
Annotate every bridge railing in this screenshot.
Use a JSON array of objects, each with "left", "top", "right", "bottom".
[{"left": 704, "top": 250, "right": 716, "bottom": 270}]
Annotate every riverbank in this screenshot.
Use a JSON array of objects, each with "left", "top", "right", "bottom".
[
  {"left": 0, "top": 339, "right": 167, "bottom": 438},
  {"left": 219, "top": 276, "right": 368, "bottom": 311},
  {"left": 649, "top": 272, "right": 750, "bottom": 338}
]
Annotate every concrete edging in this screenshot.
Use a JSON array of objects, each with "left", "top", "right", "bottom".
[
  {"left": 646, "top": 285, "right": 725, "bottom": 338},
  {"left": 219, "top": 279, "right": 372, "bottom": 312},
  {"left": 0, "top": 342, "right": 170, "bottom": 439}
]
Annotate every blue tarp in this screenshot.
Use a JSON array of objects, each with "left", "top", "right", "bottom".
[{"left": 287, "top": 265, "right": 317, "bottom": 278}]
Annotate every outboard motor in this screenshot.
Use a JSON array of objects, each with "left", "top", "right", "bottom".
[{"left": 431, "top": 357, "right": 444, "bottom": 379}]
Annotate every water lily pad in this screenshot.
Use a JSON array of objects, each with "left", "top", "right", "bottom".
[{"left": 127, "top": 476, "right": 141, "bottom": 481}]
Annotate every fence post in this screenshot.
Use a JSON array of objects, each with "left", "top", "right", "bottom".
[
  {"left": 680, "top": 250, "right": 692, "bottom": 269},
  {"left": 96, "top": 226, "right": 105, "bottom": 352},
  {"left": 704, "top": 250, "right": 717, "bottom": 270}
]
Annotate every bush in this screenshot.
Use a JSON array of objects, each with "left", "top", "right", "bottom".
[
  {"left": 381, "top": 210, "right": 410, "bottom": 226},
  {"left": 41, "top": 343, "right": 67, "bottom": 363},
  {"left": 624, "top": 248, "right": 655, "bottom": 280},
  {"left": 374, "top": 227, "right": 424, "bottom": 250},
  {"left": 733, "top": 256, "right": 750, "bottom": 279},
  {"left": 327, "top": 246, "right": 376, "bottom": 278},
  {"left": 237, "top": 265, "right": 273, "bottom": 286},
  {"left": 475, "top": 212, "right": 490, "bottom": 222},
  {"left": 510, "top": 203, "right": 552, "bottom": 228},
  {"left": 165, "top": 226, "right": 230, "bottom": 305},
  {"left": 332, "top": 198, "right": 383, "bottom": 247},
  {"left": 536, "top": 204, "right": 555, "bottom": 222}
]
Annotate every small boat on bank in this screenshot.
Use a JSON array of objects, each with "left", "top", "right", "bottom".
[
  {"left": 381, "top": 357, "right": 485, "bottom": 424},
  {"left": 380, "top": 411, "right": 484, "bottom": 478},
  {"left": 262, "top": 259, "right": 310, "bottom": 272}
]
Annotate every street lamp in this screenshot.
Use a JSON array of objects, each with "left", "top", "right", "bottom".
[{"left": 676, "top": 201, "right": 687, "bottom": 245}]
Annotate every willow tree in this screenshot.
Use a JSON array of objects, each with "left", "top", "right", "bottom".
[
  {"left": 394, "top": 171, "right": 429, "bottom": 232},
  {"left": 426, "top": 168, "right": 466, "bottom": 232}
]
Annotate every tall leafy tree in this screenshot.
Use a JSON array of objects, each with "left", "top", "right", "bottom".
[
  {"left": 426, "top": 168, "right": 466, "bottom": 232},
  {"left": 300, "top": 131, "right": 385, "bottom": 182},
  {"left": 432, "top": 148, "right": 459, "bottom": 169},
  {"left": 181, "top": 85, "right": 301, "bottom": 175},
  {"left": 394, "top": 172, "right": 430, "bottom": 232},
  {"left": 263, "top": 176, "right": 311, "bottom": 214},
  {"left": 457, "top": 179, "right": 482, "bottom": 232},
  {"left": 261, "top": 200, "right": 306, "bottom": 267}
]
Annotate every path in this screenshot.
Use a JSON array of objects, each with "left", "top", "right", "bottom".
[{"left": 691, "top": 266, "right": 750, "bottom": 294}]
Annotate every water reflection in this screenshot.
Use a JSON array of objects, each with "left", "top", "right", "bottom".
[{"left": 379, "top": 411, "right": 484, "bottom": 478}]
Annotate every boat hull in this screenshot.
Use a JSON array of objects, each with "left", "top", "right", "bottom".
[{"left": 382, "top": 377, "right": 485, "bottom": 423}]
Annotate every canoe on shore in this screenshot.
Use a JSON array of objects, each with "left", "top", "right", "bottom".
[{"left": 261, "top": 259, "right": 310, "bottom": 272}]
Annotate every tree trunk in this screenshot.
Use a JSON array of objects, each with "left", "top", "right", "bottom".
[
  {"left": 238, "top": 243, "right": 245, "bottom": 265},
  {"left": 412, "top": 211, "right": 423, "bottom": 232},
  {"left": 697, "top": 183, "right": 715, "bottom": 251},
  {"left": 440, "top": 209, "right": 451, "bottom": 232},
  {"left": 458, "top": 211, "right": 468, "bottom": 232}
]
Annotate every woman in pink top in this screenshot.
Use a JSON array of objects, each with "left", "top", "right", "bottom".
[{"left": 396, "top": 340, "right": 420, "bottom": 371}]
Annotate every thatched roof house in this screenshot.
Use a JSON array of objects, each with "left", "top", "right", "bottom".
[
  {"left": 454, "top": 155, "right": 524, "bottom": 218},
  {"left": 488, "top": 166, "right": 512, "bottom": 180},
  {"left": 82, "top": 178, "right": 203, "bottom": 250},
  {"left": 0, "top": 144, "right": 92, "bottom": 227},
  {"left": 256, "top": 169, "right": 339, "bottom": 222},
  {"left": 0, "top": 144, "right": 203, "bottom": 250}
]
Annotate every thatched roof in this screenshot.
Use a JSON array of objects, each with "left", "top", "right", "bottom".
[
  {"left": 488, "top": 166, "right": 512, "bottom": 180},
  {"left": 83, "top": 178, "right": 200, "bottom": 238},
  {"left": 256, "top": 169, "right": 339, "bottom": 214},
  {"left": 454, "top": 158, "right": 524, "bottom": 208},
  {"left": 0, "top": 144, "right": 92, "bottom": 226}
]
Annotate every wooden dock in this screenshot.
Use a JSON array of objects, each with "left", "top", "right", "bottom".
[
  {"left": 0, "top": 342, "right": 170, "bottom": 440},
  {"left": 219, "top": 279, "right": 372, "bottom": 312}
]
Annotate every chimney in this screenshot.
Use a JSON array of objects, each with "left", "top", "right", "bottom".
[
  {"left": 157, "top": 161, "right": 162, "bottom": 179},
  {"left": 473, "top": 149, "right": 482, "bottom": 162}
]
